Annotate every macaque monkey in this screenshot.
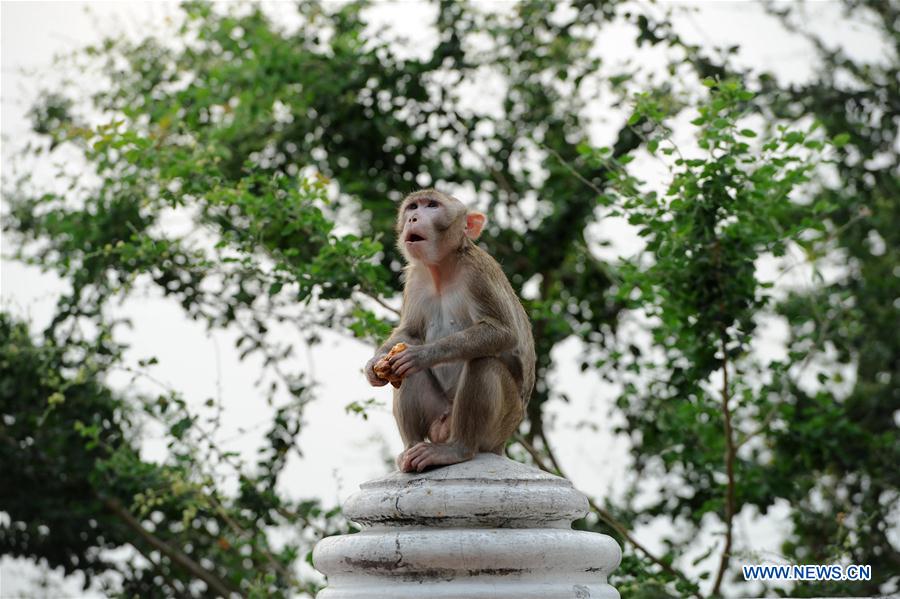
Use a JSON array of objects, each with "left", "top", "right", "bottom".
[{"left": 364, "top": 189, "right": 536, "bottom": 473}]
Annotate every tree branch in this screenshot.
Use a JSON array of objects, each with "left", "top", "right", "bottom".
[
  {"left": 514, "top": 432, "right": 702, "bottom": 598},
  {"left": 711, "top": 335, "right": 737, "bottom": 597},
  {"left": 102, "top": 496, "right": 239, "bottom": 598},
  {"left": 355, "top": 286, "right": 400, "bottom": 317},
  {"left": 207, "top": 493, "right": 299, "bottom": 588},
  {"left": 543, "top": 145, "right": 606, "bottom": 197}
]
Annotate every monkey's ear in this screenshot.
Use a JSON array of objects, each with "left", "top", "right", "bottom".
[{"left": 465, "top": 212, "right": 486, "bottom": 239}]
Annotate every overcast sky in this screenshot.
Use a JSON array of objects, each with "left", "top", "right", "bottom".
[{"left": 1, "top": 1, "right": 891, "bottom": 597}]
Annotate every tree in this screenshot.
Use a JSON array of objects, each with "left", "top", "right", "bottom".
[
  {"left": 594, "top": 78, "right": 858, "bottom": 597},
  {"left": 758, "top": 2, "right": 900, "bottom": 593},
  {"left": 2, "top": 1, "right": 896, "bottom": 597},
  {"left": 0, "top": 309, "right": 350, "bottom": 597},
  {"left": 597, "top": 2, "right": 899, "bottom": 594}
]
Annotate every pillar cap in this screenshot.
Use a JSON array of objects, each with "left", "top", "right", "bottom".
[{"left": 344, "top": 452, "right": 589, "bottom": 529}]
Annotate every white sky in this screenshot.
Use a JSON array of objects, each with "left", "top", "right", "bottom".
[{"left": 0, "top": 1, "right": 891, "bottom": 597}]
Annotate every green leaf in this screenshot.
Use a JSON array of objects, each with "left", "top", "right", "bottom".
[
  {"left": 832, "top": 132, "right": 851, "bottom": 147},
  {"left": 170, "top": 417, "right": 192, "bottom": 440}
]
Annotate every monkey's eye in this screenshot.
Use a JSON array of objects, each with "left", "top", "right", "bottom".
[{"left": 427, "top": 200, "right": 439, "bottom": 208}]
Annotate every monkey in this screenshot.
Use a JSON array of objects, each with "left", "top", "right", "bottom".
[{"left": 364, "top": 189, "right": 536, "bottom": 473}]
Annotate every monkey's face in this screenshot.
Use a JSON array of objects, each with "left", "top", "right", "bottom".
[{"left": 397, "top": 190, "right": 467, "bottom": 265}]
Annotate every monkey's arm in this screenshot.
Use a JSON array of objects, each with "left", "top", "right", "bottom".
[
  {"left": 392, "top": 270, "right": 520, "bottom": 376},
  {"left": 431, "top": 318, "right": 515, "bottom": 363},
  {"left": 376, "top": 326, "right": 424, "bottom": 355},
  {"left": 366, "top": 286, "right": 426, "bottom": 386},
  {"left": 390, "top": 318, "right": 515, "bottom": 377},
  {"left": 425, "top": 272, "right": 519, "bottom": 363},
  {"left": 376, "top": 284, "right": 426, "bottom": 356}
]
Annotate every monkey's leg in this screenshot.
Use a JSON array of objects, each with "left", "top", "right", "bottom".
[
  {"left": 405, "top": 357, "right": 521, "bottom": 472},
  {"left": 393, "top": 369, "right": 450, "bottom": 470}
]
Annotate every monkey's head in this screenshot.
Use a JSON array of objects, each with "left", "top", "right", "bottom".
[{"left": 396, "top": 189, "right": 486, "bottom": 265}]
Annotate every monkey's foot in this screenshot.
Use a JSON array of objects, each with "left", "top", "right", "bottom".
[
  {"left": 396, "top": 447, "right": 416, "bottom": 470},
  {"left": 400, "top": 441, "right": 474, "bottom": 473},
  {"left": 395, "top": 443, "right": 425, "bottom": 470}
]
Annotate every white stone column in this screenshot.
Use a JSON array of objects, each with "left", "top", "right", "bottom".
[{"left": 313, "top": 453, "right": 621, "bottom": 598}]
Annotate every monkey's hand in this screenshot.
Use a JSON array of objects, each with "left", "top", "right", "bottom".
[
  {"left": 389, "top": 344, "right": 435, "bottom": 378},
  {"left": 364, "top": 354, "right": 390, "bottom": 387}
]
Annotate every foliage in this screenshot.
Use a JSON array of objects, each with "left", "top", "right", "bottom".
[
  {"left": 1, "top": 0, "right": 897, "bottom": 597},
  {"left": 754, "top": 4, "right": 900, "bottom": 593},
  {"left": 593, "top": 78, "right": 850, "bottom": 595},
  {"left": 0, "top": 312, "right": 349, "bottom": 597}
]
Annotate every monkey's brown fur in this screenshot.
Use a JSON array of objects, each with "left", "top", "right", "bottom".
[{"left": 364, "top": 189, "right": 535, "bottom": 472}]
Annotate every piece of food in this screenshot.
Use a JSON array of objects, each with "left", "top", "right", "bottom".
[{"left": 374, "top": 342, "right": 408, "bottom": 387}]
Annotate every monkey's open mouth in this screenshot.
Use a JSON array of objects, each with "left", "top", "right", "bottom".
[{"left": 406, "top": 234, "right": 426, "bottom": 243}]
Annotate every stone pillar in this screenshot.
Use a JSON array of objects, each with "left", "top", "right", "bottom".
[{"left": 313, "top": 453, "right": 621, "bottom": 598}]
